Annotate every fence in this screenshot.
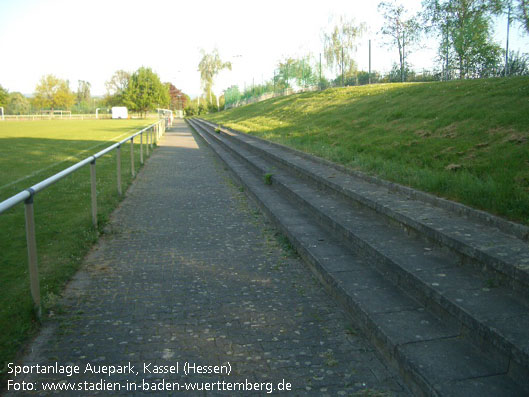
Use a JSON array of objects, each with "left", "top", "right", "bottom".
[
  {"left": 0, "top": 117, "right": 170, "bottom": 317},
  {"left": 225, "top": 86, "right": 318, "bottom": 109}
]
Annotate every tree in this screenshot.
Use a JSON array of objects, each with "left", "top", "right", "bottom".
[
  {"left": 323, "top": 16, "right": 366, "bottom": 86},
  {"left": 198, "top": 49, "right": 231, "bottom": 104},
  {"left": 74, "top": 80, "right": 92, "bottom": 113},
  {"left": 0, "top": 84, "right": 7, "bottom": 108},
  {"left": 275, "top": 58, "right": 298, "bottom": 90},
  {"left": 104, "top": 70, "right": 130, "bottom": 106},
  {"left": 7, "top": 92, "right": 30, "bottom": 115},
  {"left": 166, "top": 83, "right": 188, "bottom": 111},
  {"left": 224, "top": 85, "right": 242, "bottom": 107},
  {"left": 32, "top": 75, "right": 75, "bottom": 110},
  {"left": 423, "top": 0, "right": 503, "bottom": 79},
  {"left": 292, "top": 55, "right": 319, "bottom": 88},
  {"left": 378, "top": 1, "right": 422, "bottom": 82},
  {"left": 516, "top": 0, "right": 529, "bottom": 32},
  {"left": 502, "top": 50, "right": 529, "bottom": 75},
  {"left": 123, "top": 67, "right": 169, "bottom": 117},
  {"left": 76, "top": 80, "right": 91, "bottom": 104}
]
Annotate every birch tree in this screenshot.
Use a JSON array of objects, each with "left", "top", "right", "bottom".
[
  {"left": 423, "top": 0, "right": 503, "bottom": 79},
  {"left": 323, "top": 16, "right": 366, "bottom": 86},
  {"left": 198, "top": 49, "right": 231, "bottom": 104},
  {"left": 378, "top": 1, "right": 421, "bottom": 82}
]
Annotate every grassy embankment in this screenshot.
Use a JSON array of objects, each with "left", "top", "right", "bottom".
[
  {"left": 0, "top": 119, "right": 153, "bottom": 377},
  {"left": 204, "top": 77, "right": 529, "bottom": 225}
]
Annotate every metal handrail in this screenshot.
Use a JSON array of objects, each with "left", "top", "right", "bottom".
[
  {"left": 0, "top": 117, "right": 169, "bottom": 317},
  {"left": 0, "top": 123, "right": 156, "bottom": 214}
]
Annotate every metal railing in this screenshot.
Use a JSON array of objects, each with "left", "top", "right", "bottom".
[{"left": 0, "top": 117, "right": 169, "bottom": 317}]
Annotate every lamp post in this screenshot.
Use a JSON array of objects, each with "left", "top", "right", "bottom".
[{"left": 505, "top": 2, "right": 512, "bottom": 76}]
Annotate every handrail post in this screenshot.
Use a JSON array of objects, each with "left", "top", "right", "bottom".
[
  {"left": 116, "top": 145, "right": 122, "bottom": 195},
  {"left": 146, "top": 130, "right": 150, "bottom": 156},
  {"left": 24, "top": 193, "right": 41, "bottom": 319},
  {"left": 130, "top": 137, "right": 135, "bottom": 177},
  {"left": 140, "top": 132, "right": 144, "bottom": 164},
  {"left": 150, "top": 127, "right": 154, "bottom": 150},
  {"left": 90, "top": 159, "right": 97, "bottom": 228}
]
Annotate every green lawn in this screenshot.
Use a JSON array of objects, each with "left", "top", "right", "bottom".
[
  {"left": 0, "top": 119, "right": 154, "bottom": 377},
  {"left": 204, "top": 77, "right": 529, "bottom": 225}
]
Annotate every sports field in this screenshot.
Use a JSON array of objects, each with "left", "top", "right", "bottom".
[
  {"left": 0, "top": 119, "right": 153, "bottom": 373},
  {"left": 0, "top": 120, "right": 151, "bottom": 200}
]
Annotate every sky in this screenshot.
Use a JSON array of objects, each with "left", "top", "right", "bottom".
[{"left": 0, "top": 0, "right": 528, "bottom": 99}]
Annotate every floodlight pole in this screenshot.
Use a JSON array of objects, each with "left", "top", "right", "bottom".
[{"left": 369, "top": 40, "right": 372, "bottom": 85}]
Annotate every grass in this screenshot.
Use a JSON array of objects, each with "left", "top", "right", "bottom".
[
  {"left": 263, "top": 172, "right": 273, "bottom": 185},
  {"left": 203, "top": 77, "right": 529, "bottom": 225},
  {"left": 0, "top": 119, "right": 153, "bottom": 377}
]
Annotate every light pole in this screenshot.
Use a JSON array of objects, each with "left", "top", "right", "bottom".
[
  {"left": 369, "top": 39, "right": 372, "bottom": 85},
  {"left": 505, "top": 2, "right": 512, "bottom": 76}
]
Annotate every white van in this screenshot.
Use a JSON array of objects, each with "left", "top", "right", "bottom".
[{"left": 111, "top": 107, "right": 128, "bottom": 119}]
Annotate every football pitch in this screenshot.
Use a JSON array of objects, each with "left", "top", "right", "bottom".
[
  {"left": 0, "top": 119, "right": 154, "bottom": 372},
  {"left": 0, "top": 120, "right": 152, "bottom": 199}
]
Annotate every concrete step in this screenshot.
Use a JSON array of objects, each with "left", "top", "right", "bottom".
[
  {"left": 188, "top": 118, "right": 529, "bottom": 396},
  {"left": 188, "top": 118, "right": 524, "bottom": 395},
  {"left": 197, "top": 119, "right": 529, "bottom": 302},
  {"left": 188, "top": 117, "right": 527, "bottom": 394},
  {"left": 190, "top": 117, "right": 529, "bottom": 381}
]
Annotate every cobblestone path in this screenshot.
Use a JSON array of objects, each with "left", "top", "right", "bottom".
[{"left": 10, "top": 120, "right": 408, "bottom": 396}]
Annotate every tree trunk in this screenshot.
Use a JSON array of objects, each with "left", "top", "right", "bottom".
[{"left": 397, "top": 37, "right": 403, "bottom": 83}]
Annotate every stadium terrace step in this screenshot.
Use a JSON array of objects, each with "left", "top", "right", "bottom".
[{"left": 187, "top": 118, "right": 529, "bottom": 396}]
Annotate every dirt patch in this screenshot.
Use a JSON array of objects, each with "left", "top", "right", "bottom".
[
  {"left": 504, "top": 133, "right": 528, "bottom": 144},
  {"left": 437, "top": 123, "right": 460, "bottom": 139},
  {"left": 415, "top": 129, "right": 432, "bottom": 138},
  {"left": 445, "top": 163, "right": 463, "bottom": 171},
  {"left": 487, "top": 126, "right": 517, "bottom": 135}
]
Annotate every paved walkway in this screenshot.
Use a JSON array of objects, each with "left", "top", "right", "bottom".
[{"left": 9, "top": 120, "right": 407, "bottom": 396}]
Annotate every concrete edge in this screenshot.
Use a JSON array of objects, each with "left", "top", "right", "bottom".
[{"left": 197, "top": 118, "right": 529, "bottom": 242}]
